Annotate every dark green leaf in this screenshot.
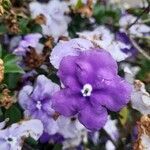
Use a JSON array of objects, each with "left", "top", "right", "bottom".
[
  {"left": 0, "top": 45, "right": 2, "bottom": 58},
  {"left": 18, "top": 18, "right": 30, "bottom": 34},
  {"left": 4, "top": 73, "right": 22, "bottom": 90},
  {"left": 0, "top": 24, "right": 7, "bottom": 34},
  {"left": 4, "top": 54, "right": 24, "bottom": 74},
  {"left": 4, "top": 105, "right": 22, "bottom": 125}
]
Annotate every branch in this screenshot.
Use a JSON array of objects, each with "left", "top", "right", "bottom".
[
  {"left": 129, "top": 36, "right": 150, "bottom": 60},
  {"left": 127, "top": 4, "right": 150, "bottom": 29}
]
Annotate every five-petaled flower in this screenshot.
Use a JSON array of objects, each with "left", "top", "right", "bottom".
[{"left": 52, "top": 49, "right": 132, "bottom": 131}]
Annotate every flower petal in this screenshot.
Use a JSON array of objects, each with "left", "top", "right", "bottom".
[
  {"left": 76, "top": 50, "right": 118, "bottom": 85},
  {"left": 91, "top": 76, "right": 132, "bottom": 111},
  {"left": 78, "top": 104, "right": 107, "bottom": 131},
  {"left": 52, "top": 89, "right": 85, "bottom": 116},
  {"left": 58, "top": 56, "right": 81, "bottom": 92},
  {"left": 50, "top": 38, "right": 94, "bottom": 69},
  {"left": 18, "top": 85, "right": 33, "bottom": 109},
  {"left": 31, "top": 75, "right": 60, "bottom": 101},
  {"left": 11, "top": 119, "right": 43, "bottom": 140}
]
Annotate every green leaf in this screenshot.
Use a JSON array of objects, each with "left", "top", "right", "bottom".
[
  {"left": 119, "top": 107, "right": 129, "bottom": 125},
  {"left": 0, "top": 45, "right": 2, "bottom": 58},
  {"left": 3, "top": 54, "right": 24, "bottom": 74},
  {"left": 4, "top": 64, "right": 24, "bottom": 74},
  {"left": 75, "top": 0, "right": 84, "bottom": 9},
  {"left": 2, "top": 0, "right": 11, "bottom": 10},
  {"left": 53, "top": 144, "right": 62, "bottom": 150},
  {"left": 3, "top": 54, "right": 19, "bottom": 64},
  {"left": 93, "top": 4, "right": 121, "bottom": 25},
  {"left": 4, "top": 105, "right": 22, "bottom": 125},
  {"left": 18, "top": 18, "right": 30, "bottom": 34},
  {"left": 30, "top": 24, "right": 42, "bottom": 33},
  {"left": 0, "top": 24, "right": 7, "bottom": 34},
  {"left": 25, "top": 136, "right": 38, "bottom": 146},
  {"left": 4, "top": 73, "right": 22, "bottom": 90}
]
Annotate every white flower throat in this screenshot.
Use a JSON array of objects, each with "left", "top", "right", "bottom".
[
  {"left": 36, "top": 101, "right": 42, "bottom": 110},
  {"left": 6, "top": 135, "right": 17, "bottom": 145},
  {"left": 81, "top": 84, "right": 93, "bottom": 97}
]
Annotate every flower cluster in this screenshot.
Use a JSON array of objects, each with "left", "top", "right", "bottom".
[{"left": 0, "top": 0, "right": 149, "bottom": 149}]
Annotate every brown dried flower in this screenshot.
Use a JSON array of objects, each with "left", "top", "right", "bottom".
[
  {"left": 74, "top": 0, "right": 93, "bottom": 17},
  {"left": 134, "top": 115, "right": 150, "bottom": 150},
  {"left": 0, "top": 59, "right": 4, "bottom": 83},
  {"left": 35, "top": 14, "right": 46, "bottom": 25},
  {"left": 0, "top": 89, "right": 14, "bottom": 109},
  {"left": 24, "top": 47, "right": 45, "bottom": 69},
  {"left": 44, "top": 36, "right": 54, "bottom": 49},
  {"left": 4, "top": 9, "right": 20, "bottom": 34},
  {"left": 134, "top": 80, "right": 144, "bottom": 91},
  {"left": 0, "top": 5, "right": 4, "bottom": 16}
]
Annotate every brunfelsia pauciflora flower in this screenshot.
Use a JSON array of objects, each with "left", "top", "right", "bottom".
[{"left": 52, "top": 49, "right": 132, "bottom": 131}]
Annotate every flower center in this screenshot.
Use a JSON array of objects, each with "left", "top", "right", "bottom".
[
  {"left": 6, "top": 136, "right": 17, "bottom": 145},
  {"left": 36, "top": 101, "right": 42, "bottom": 110},
  {"left": 81, "top": 84, "right": 93, "bottom": 97}
]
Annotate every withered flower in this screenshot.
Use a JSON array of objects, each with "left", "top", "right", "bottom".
[
  {"left": 74, "top": 0, "right": 93, "bottom": 17},
  {"left": 4, "top": 9, "right": 20, "bottom": 34},
  {"left": 35, "top": 14, "right": 46, "bottom": 25},
  {"left": 24, "top": 47, "right": 46, "bottom": 69},
  {"left": 0, "top": 5, "right": 4, "bottom": 16},
  {"left": 0, "top": 89, "right": 14, "bottom": 109},
  {"left": 0, "top": 59, "right": 4, "bottom": 83},
  {"left": 44, "top": 36, "right": 54, "bottom": 49},
  {"left": 134, "top": 115, "right": 150, "bottom": 150}
]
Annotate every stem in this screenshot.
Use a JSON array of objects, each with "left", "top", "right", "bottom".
[
  {"left": 102, "top": 128, "right": 118, "bottom": 148},
  {"left": 129, "top": 36, "right": 150, "bottom": 60},
  {"left": 127, "top": 4, "right": 150, "bottom": 29}
]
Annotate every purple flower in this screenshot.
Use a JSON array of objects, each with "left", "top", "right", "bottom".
[
  {"left": 13, "top": 33, "right": 43, "bottom": 56},
  {"left": 18, "top": 75, "right": 60, "bottom": 135},
  {"left": 52, "top": 50, "right": 132, "bottom": 131},
  {"left": 0, "top": 119, "right": 43, "bottom": 150},
  {"left": 116, "top": 32, "right": 137, "bottom": 57}
]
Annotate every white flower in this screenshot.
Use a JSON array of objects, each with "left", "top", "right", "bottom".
[
  {"left": 0, "top": 119, "right": 43, "bottom": 150},
  {"left": 67, "top": 0, "right": 97, "bottom": 6},
  {"left": 103, "top": 116, "right": 119, "bottom": 142},
  {"left": 131, "top": 80, "right": 150, "bottom": 114},
  {"left": 0, "top": 118, "right": 9, "bottom": 130},
  {"left": 29, "top": 0, "right": 70, "bottom": 40},
  {"left": 57, "top": 116, "right": 88, "bottom": 149},
  {"left": 50, "top": 38, "right": 94, "bottom": 69},
  {"left": 141, "top": 134, "right": 150, "bottom": 150},
  {"left": 106, "top": 41, "right": 131, "bottom": 62},
  {"left": 77, "top": 26, "right": 114, "bottom": 48},
  {"left": 119, "top": 14, "right": 150, "bottom": 37},
  {"left": 121, "top": 63, "right": 140, "bottom": 83},
  {"left": 77, "top": 26, "right": 132, "bottom": 61},
  {"left": 105, "top": 140, "right": 115, "bottom": 150}
]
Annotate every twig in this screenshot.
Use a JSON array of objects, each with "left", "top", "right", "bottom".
[
  {"left": 129, "top": 36, "right": 150, "bottom": 60},
  {"left": 102, "top": 128, "right": 118, "bottom": 148},
  {"left": 127, "top": 4, "right": 150, "bottom": 29}
]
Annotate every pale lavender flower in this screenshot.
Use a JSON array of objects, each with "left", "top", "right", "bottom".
[
  {"left": 77, "top": 27, "right": 133, "bottom": 61},
  {"left": 50, "top": 38, "right": 94, "bottom": 69},
  {"left": 29, "top": 0, "right": 70, "bottom": 40},
  {"left": 103, "top": 116, "right": 119, "bottom": 141},
  {"left": 119, "top": 14, "right": 150, "bottom": 37},
  {"left": 0, "top": 119, "right": 43, "bottom": 150},
  {"left": 13, "top": 33, "right": 43, "bottom": 56},
  {"left": 57, "top": 116, "right": 88, "bottom": 149},
  {"left": 18, "top": 75, "right": 60, "bottom": 135},
  {"left": 131, "top": 80, "right": 150, "bottom": 114}
]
